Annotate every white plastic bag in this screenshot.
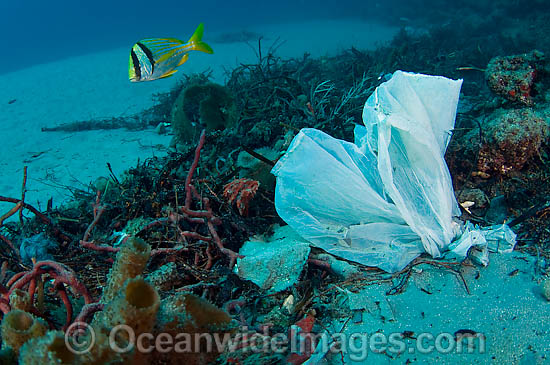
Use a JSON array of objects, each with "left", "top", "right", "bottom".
[
  {"left": 271, "top": 71, "right": 465, "bottom": 272},
  {"left": 359, "top": 71, "right": 463, "bottom": 258}
]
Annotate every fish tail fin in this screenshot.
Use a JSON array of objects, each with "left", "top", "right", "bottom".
[
  {"left": 192, "top": 40, "right": 214, "bottom": 54},
  {"left": 188, "top": 23, "right": 214, "bottom": 54}
]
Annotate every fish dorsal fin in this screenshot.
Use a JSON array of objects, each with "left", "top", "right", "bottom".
[
  {"left": 177, "top": 53, "right": 189, "bottom": 67},
  {"left": 137, "top": 38, "right": 185, "bottom": 63}
]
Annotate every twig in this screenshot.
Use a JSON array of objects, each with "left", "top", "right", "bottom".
[
  {"left": 185, "top": 129, "right": 206, "bottom": 209},
  {"left": 0, "top": 195, "right": 71, "bottom": 244},
  {"left": 0, "top": 201, "right": 23, "bottom": 227},
  {"left": 456, "top": 116, "right": 484, "bottom": 201},
  {"left": 106, "top": 162, "right": 121, "bottom": 185},
  {"left": 74, "top": 302, "right": 104, "bottom": 324},
  {"left": 0, "top": 234, "right": 20, "bottom": 259},
  {"left": 456, "top": 66, "right": 486, "bottom": 72},
  {"left": 19, "top": 166, "right": 27, "bottom": 225},
  {"left": 242, "top": 147, "right": 276, "bottom": 166},
  {"left": 452, "top": 269, "right": 471, "bottom": 295},
  {"left": 508, "top": 200, "right": 550, "bottom": 227}
]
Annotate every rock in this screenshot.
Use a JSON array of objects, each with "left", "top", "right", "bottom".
[
  {"left": 457, "top": 188, "right": 489, "bottom": 209},
  {"left": 309, "top": 253, "right": 360, "bottom": 279},
  {"left": 476, "top": 108, "right": 549, "bottom": 175},
  {"left": 236, "top": 225, "right": 310, "bottom": 293},
  {"left": 486, "top": 50, "right": 544, "bottom": 105},
  {"left": 236, "top": 147, "right": 280, "bottom": 188},
  {"left": 485, "top": 195, "right": 509, "bottom": 224},
  {"left": 19, "top": 233, "right": 58, "bottom": 265}
]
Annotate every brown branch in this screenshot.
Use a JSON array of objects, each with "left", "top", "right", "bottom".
[
  {"left": 19, "top": 166, "right": 27, "bottom": 225},
  {"left": 0, "top": 201, "right": 23, "bottom": 226},
  {"left": 74, "top": 302, "right": 104, "bottom": 324},
  {"left": 0, "top": 196, "right": 71, "bottom": 244},
  {"left": 185, "top": 129, "right": 206, "bottom": 209},
  {"left": 80, "top": 240, "right": 119, "bottom": 253},
  {"left": 0, "top": 234, "right": 19, "bottom": 258}
]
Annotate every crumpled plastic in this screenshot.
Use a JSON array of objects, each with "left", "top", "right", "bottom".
[
  {"left": 19, "top": 232, "right": 58, "bottom": 265},
  {"left": 448, "top": 222, "right": 517, "bottom": 266},
  {"left": 271, "top": 71, "right": 516, "bottom": 272}
]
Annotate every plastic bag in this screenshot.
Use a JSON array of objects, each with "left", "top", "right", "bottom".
[{"left": 271, "top": 71, "right": 475, "bottom": 272}]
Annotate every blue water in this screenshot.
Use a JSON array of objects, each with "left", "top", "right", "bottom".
[
  {"left": 0, "top": 0, "right": 383, "bottom": 74},
  {"left": 3, "top": 0, "right": 547, "bottom": 75}
]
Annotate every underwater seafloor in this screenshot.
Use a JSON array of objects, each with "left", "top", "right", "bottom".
[{"left": 1, "top": 8, "right": 550, "bottom": 365}]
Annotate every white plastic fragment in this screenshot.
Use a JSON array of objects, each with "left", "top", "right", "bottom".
[
  {"left": 447, "top": 222, "right": 487, "bottom": 258},
  {"left": 447, "top": 222, "right": 517, "bottom": 265},
  {"left": 482, "top": 224, "right": 517, "bottom": 253}
]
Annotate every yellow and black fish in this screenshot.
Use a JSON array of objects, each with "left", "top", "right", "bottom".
[{"left": 129, "top": 23, "right": 213, "bottom": 82}]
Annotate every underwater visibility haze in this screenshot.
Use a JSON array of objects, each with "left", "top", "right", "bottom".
[{"left": 0, "top": 0, "right": 380, "bottom": 74}]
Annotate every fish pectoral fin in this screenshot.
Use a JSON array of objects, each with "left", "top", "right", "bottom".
[
  {"left": 159, "top": 69, "right": 178, "bottom": 79},
  {"left": 176, "top": 53, "right": 189, "bottom": 67}
]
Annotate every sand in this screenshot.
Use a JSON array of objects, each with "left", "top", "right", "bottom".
[
  {"left": 325, "top": 251, "right": 550, "bottom": 364},
  {"left": 0, "top": 19, "right": 398, "bottom": 213}
]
